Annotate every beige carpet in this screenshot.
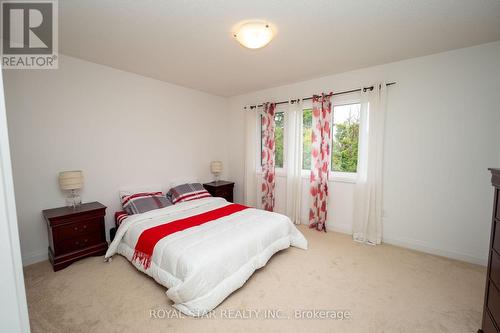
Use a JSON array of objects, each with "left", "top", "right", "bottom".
[{"left": 24, "top": 225, "right": 486, "bottom": 333}]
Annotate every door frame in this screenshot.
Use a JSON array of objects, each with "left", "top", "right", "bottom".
[{"left": 0, "top": 69, "right": 31, "bottom": 332}]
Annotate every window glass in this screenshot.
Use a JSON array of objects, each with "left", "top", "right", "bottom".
[
  {"left": 331, "top": 104, "right": 360, "bottom": 173},
  {"left": 261, "top": 111, "right": 284, "bottom": 168},
  {"left": 301, "top": 103, "right": 360, "bottom": 173},
  {"left": 302, "top": 109, "right": 312, "bottom": 170}
]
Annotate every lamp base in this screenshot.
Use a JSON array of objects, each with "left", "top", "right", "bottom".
[{"left": 66, "top": 190, "right": 82, "bottom": 209}]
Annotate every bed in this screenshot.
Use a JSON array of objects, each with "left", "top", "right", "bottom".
[{"left": 105, "top": 196, "right": 307, "bottom": 316}]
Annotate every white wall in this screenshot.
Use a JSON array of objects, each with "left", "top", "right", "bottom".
[
  {"left": 227, "top": 41, "right": 500, "bottom": 265},
  {"left": 3, "top": 55, "right": 228, "bottom": 266}
]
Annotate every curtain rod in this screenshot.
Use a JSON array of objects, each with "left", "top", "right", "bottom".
[{"left": 244, "top": 82, "right": 396, "bottom": 110}]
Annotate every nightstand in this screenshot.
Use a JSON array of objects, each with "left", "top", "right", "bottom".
[
  {"left": 203, "top": 181, "right": 235, "bottom": 203},
  {"left": 42, "top": 202, "right": 108, "bottom": 271}
]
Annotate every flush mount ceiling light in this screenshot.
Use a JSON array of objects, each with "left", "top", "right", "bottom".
[{"left": 233, "top": 21, "right": 275, "bottom": 49}]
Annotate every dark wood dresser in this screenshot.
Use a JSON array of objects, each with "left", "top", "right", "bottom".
[
  {"left": 480, "top": 168, "right": 500, "bottom": 332},
  {"left": 42, "top": 202, "right": 108, "bottom": 271},
  {"left": 203, "top": 181, "right": 234, "bottom": 203}
]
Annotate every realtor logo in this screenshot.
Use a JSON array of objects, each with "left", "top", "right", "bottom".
[{"left": 1, "top": 0, "right": 58, "bottom": 69}]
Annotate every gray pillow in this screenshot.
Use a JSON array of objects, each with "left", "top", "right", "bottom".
[
  {"left": 121, "top": 191, "right": 172, "bottom": 215},
  {"left": 167, "top": 183, "right": 212, "bottom": 204}
]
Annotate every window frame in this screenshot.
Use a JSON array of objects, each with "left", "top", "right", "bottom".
[
  {"left": 254, "top": 92, "right": 362, "bottom": 184},
  {"left": 300, "top": 92, "right": 361, "bottom": 183}
]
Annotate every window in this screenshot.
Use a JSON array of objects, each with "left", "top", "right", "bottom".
[
  {"left": 331, "top": 104, "right": 360, "bottom": 173},
  {"left": 261, "top": 111, "right": 284, "bottom": 168},
  {"left": 302, "top": 109, "right": 312, "bottom": 170},
  {"left": 302, "top": 103, "right": 360, "bottom": 173}
]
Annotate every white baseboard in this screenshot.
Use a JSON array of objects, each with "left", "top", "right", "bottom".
[
  {"left": 328, "top": 225, "right": 352, "bottom": 235},
  {"left": 22, "top": 250, "right": 48, "bottom": 266},
  {"left": 382, "top": 236, "right": 487, "bottom": 266}
]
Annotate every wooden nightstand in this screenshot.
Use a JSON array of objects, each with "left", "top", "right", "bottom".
[
  {"left": 203, "top": 181, "right": 235, "bottom": 203},
  {"left": 42, "top": 202, "right": 108, "bottom": 271}
]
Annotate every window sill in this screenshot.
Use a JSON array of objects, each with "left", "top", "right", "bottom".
[
  {"left": 300, "top": 171, "right": 357, "bottom": 184},
  {"left": 329, "top": 176, "right": 357, "bottom": 184},
  {"left": 255, "top": 170, "right": 357, "bottom": 184}
]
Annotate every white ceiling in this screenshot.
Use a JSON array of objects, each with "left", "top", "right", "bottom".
[{"left": 59, "top": 0, "right": 500, "bottom": 97}]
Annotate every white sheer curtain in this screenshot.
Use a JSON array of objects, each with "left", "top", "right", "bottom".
[
  {"left": 243, "top": 106, "right": 259, "bottom": 207},
  {"left": 353, "top": 83, "right": 388, "bottom": 244},
  {"left": 285, "top": 99, "right": 303, "bottom": 224}
]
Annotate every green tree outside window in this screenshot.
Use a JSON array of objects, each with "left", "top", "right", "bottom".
[
  {"left": 261, "top": 111, "right": 284, "bottom": 168},
  {"left": 302, "top": 104, "right": 360, "bottom": 173}
]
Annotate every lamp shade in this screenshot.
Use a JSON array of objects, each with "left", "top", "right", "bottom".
[
  {"left": 59, "top": 170, "right": 84, "bottom": 190},
  {"left": 210, "top": 161, "right": 223, "bottom": 175}
]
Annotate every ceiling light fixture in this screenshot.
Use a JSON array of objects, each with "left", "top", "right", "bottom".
[{"left": 233, "top": 21, "right": 275, "bottom": 49}]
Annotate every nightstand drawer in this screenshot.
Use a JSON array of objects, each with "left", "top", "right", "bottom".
[
  {"left": 215, "top": 188, "right": 232, "bottom": 198},
  {"left": 488, "top": 281, "right": 500, "bottom": 328},
  {"left": 492, "top": 251, "right": 500, "bottom": 289},
  {"left": 53, "top": 218, "right": 103, "bottom": 241},
  {"left": 58, "top": 232, "right": 103, "bottom": 254}
]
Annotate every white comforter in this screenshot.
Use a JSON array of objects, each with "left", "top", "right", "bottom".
[{"left": 105, "top": 197, "right": 307, "bottom": 316}]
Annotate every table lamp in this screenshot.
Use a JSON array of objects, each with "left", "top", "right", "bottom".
[
  {"left": 210, "top": 161, "right": 222, "bottom": 183},
  {"left": 59, "top": 170, "right": 83, "bottom": 208}
]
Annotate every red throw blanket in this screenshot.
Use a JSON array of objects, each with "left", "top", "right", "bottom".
[{"left": 132, "top": 203, "right": 249, "bottom": 269}]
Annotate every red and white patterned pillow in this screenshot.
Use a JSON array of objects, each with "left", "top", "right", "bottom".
[
  {"left": 167, "top": 183, "right": 212, "bottom": 204},
  {"left": 114, "top": 211, "right": 129, "bottom": 227},
  {"left": 120, "top": 191, "right": 172, "bottom": 215}
]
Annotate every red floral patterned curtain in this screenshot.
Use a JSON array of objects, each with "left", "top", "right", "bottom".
[
  {"left": 261, "top": 102, "right": 276, "bottom": 211},
  {"left": 309, "top": 94, "right": 332, "bottom": 231}
]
